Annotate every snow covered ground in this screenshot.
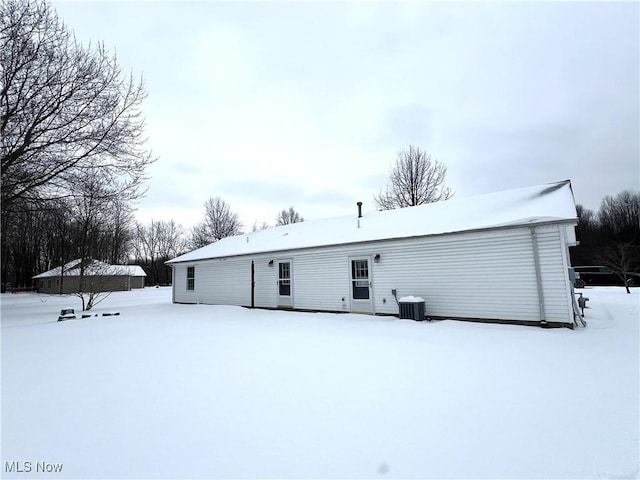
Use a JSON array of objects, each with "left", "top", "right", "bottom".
[{"left": 2, "top": 287, "right": 638, "bottom": 479}]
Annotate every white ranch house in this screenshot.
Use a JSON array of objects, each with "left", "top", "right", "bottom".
[{"left": 167, "top": 180, "right": 580, "bottom": 328}]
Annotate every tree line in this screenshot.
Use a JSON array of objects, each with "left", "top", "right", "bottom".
[
  {"left": 131, "top": 201, "right": 305, "bottom": 286},
  {"left": 2, "top": 0, "right": 637, "bottom": 293},
  {"left": 571, "top": 191, "right": 640, "bottom": 291},
  {"left": 1, "top": 194, "right": 306, "bottom": 289}
]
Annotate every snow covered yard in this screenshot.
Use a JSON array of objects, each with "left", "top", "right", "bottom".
[{"left": 1, "top": 287, "right": 638, "bottom": 479}]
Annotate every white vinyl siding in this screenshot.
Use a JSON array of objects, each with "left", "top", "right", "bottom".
[
  {"left": 174, "top": 263, "right": 195, "bottom": 300},
  {"left": 253, "top": 258, "right": 276, "bottom": 308},
  {"left": 536, "top": 227, "right": 572, "bottom": 322},
  {"left": 197, "top": 259, "right": 251, "bottom": 306},
  {"left": 171, "top": 224, "right": 574, "bottom": 325},
  {"left": 371, "top": 229, "right": 540, "bottom": 320},
  {"left": 290, "top": 253, "right": 350, "bottom": 312}
]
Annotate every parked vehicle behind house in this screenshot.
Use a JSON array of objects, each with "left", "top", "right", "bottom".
[{"left": 573, "top": 266, "right": 640, "bottom": 288}]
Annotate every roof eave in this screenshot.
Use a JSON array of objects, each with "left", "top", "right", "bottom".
[{"left": 165, "top": 217, "right": 578, "bottom": 265}]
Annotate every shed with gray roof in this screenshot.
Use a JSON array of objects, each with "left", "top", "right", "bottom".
[{"left": 33, "top": 259, "right": 146, "bottom": 294}]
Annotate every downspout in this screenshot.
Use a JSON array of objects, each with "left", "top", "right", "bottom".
[{"left": 530, "top": 227, "right": 547, "bottom": 325}]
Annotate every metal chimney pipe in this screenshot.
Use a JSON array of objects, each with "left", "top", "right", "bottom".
[{"left": 357, "top": 201, "right": 363, "bottom": 218}]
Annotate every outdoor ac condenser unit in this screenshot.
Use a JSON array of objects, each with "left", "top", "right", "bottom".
[{"left": 398, "top": 296, "right": 425, "bottom": 321}]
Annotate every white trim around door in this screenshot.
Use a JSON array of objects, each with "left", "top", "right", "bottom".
[{"left": 349, "top": 256, "right": 373, "bottom": 314}]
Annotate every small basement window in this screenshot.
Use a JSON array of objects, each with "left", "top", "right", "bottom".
[{"left": 187, "top": 266, "right": 195, "bottom": 291}]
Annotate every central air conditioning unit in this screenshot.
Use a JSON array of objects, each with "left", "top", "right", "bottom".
[{"left": 398, "top": 296, "right": 426, "bottom": 321}]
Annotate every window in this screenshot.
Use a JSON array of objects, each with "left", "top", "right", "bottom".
[
  {"left": 187, "top": 266, "right": 195, "bottom": 291},
  {"left": 278, "top": 262, "right": 291, "bottom": 296},
  {"left": 351, "top": 259, "right": 370, "bottom": 300}
]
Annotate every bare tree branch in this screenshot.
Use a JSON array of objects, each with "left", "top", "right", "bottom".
[
  {"left": 595, "top": 242, "right": 640, "bottom": 294},
  {"left": 275, "top": 207, "right": 303, "bottom": 226},
  {"left": 1, "top": 0, "right": 155, "bottom": 210},
  {"left": 598, "top": 191, "right": 640, "bottom": 243},
  {"left": 191, "top": 197, "right": 242, "bottom": 248},
  {"left": 374, "top": 145, "right": 453, "bottom": 210},
  {"left": 133, "top": 219, "right": 186, "bottom": 285},
  {"left": 251, "top": 220, "right": 271, "bottom": 232}
]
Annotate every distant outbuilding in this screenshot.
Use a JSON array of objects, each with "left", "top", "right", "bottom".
[
  {"left": 33, "top": 259, "right": 146, "bottom": 294},
  {"left": 167, "top": 180, "right": 580, "bottom": 328}
]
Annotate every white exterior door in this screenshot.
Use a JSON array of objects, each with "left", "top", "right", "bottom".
[
  {"left": 349, "top": 257, "right": 373, "bottom": 313},
  {"left": 277, "top": 260, "right": 293, "bottom": 307}
]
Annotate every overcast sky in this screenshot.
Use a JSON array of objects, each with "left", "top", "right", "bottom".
[{"left": 53, "top": 1, "right": 639, "bottom": 230}]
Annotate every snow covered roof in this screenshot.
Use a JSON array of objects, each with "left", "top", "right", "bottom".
[
  {"left": 168, "top": 180, "right": 577, "bottom": 264},
  {"left": 113, "top": 265, "right": 147, "bottom": 277},
  {"left": 33, "top": 259, "right": 146, "bottom": 278}
]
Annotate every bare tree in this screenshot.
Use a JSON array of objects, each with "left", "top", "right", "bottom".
[
  {"left": 251, "top": 220, "right": 271, "bottom": 232},
  {"left": 133, "top": 221, "right": 159, "bottom": 284},
  {"left": 598, "top": 190, "right": 640, "bottom": 243},
  {"left": 0, "top": 197, "right": 53, "bottom": 287},
  {"left": 0, "top": 169, "right": 135, "bottom": 291},
  {"left": 275, "top": 207, "right": 304, "bottom": 226},
  {"left": 191, "top": 197, "right": 242, "bottom": 248},
  {"left": 68, "top": 168, "right": 132, "bottom": 258},
  {"left": 105, "top": 198, "right": 134, "bottom": 265},
  {"left": 54, "top": 259, "right": 136, "bottom": 311},
  {"left": 374, "top": 145, "right": 453, "bottom": 210},
  {"left": 68, "top": 260, "right": 120, "bottom": 311},
  {"left": 0, "top": 0, "right": 153, "bottom": 289},
  {"left": 155, "top": 220, "right": 186, "bottom": 263},
  {"left": 572, "top": 204, "right": 603, "bottom": 266},
  {"left": 0, "top": 0, "right": 154, "bottom": 210},
  {"left": 576, "top": 204, "right": 598, "bottom": 233},
  {"left": 134, "top": 219, "right": 186, "bottom": 284},
  {"left": 596, "top": 242, "right": 639, "bottom": 294}
]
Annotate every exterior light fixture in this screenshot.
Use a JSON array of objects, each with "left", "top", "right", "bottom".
[
  {"left": 374, "top": 254, "right": 381, "bottom": 263},
  {"left": 268, "top": 260, "right": 274, "bottom": 266}
]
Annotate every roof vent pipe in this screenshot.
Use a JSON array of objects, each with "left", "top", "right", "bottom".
[{"left": 357, "top": 202, "right": 363, "bottom": 218}]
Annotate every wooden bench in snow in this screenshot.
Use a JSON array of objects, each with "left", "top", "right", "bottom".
[
  {"left": 80, "top": 312, "right": 121, "bottom": 318},
  {"left": 58, "top": 309, "right": 120, "bottom": 321}
]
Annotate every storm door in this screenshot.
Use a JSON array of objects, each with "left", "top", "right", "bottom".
[
  {"left": 350, "top": 257, "right": 373, "bottom": 313},
  {"left": 277, "top": 260, "right": 292, "bottom": 307}
]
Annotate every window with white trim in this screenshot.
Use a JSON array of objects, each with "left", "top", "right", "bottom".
[
  {"left": 187, "top": 266, "right": 195, "bottom": 291},
  {"left": 278, "top": 262, "right": 291, "bottom": 296},
  {"left": 351, "top": 259, "right": 370, "bottom": 300}
]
